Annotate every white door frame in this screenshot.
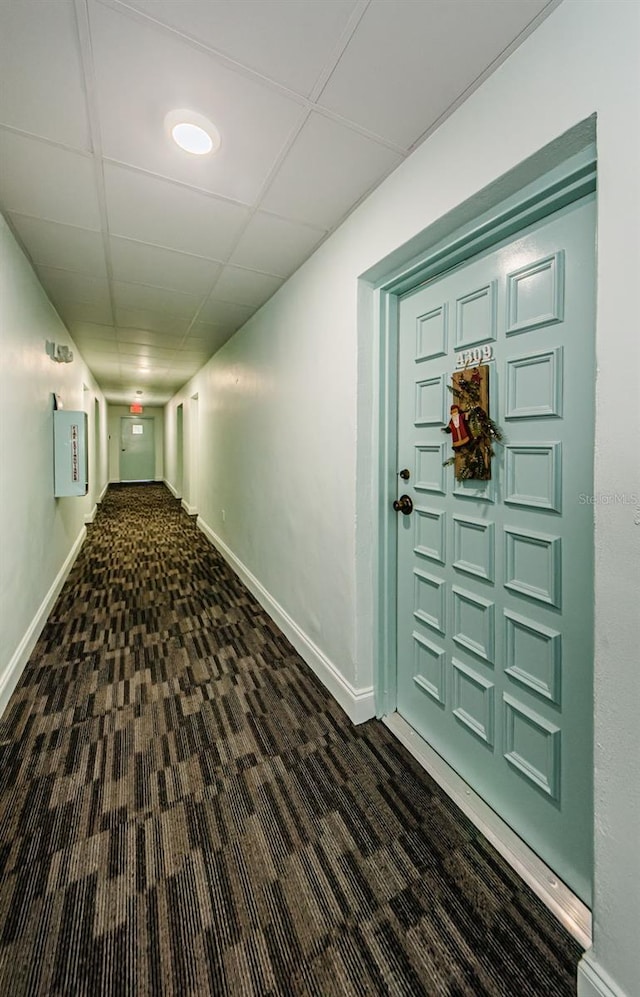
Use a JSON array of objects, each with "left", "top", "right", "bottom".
[{"left": 355, "top": 137, "right": 596, "bottom": 945}]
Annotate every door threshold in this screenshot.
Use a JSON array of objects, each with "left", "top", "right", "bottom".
[{"left": 383, "top": 712, "right": 592, "bottom": 949}]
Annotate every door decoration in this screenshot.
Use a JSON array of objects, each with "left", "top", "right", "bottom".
[{"left": 442, "top": 364, "right": 503, "bottom": 480}]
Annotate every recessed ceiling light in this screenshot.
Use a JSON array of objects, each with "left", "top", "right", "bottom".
[
  {"left": 165, "top": 109, "right": 221, "bottom": 157},
  {"left": 172, "top": 122, "right": 212, "bottom": 155}
]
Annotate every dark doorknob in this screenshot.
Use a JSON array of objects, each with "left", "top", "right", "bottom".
[{"left": 393, "top": 494, "right": 413, "bottom": 515}]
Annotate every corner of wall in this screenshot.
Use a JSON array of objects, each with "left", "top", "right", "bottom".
[
  {"left": 578, "top": 951, "right": 630, "bottom": 997},
  {"left": 197, "top": 514, "right": 375, "bottom": 725}
]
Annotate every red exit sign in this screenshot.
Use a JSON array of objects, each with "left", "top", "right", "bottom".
[{"left": 130, "top": 403, "right": 143, "bottom": 414}]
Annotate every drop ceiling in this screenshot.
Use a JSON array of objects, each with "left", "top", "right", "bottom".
[{"left": 0, "top": 0, "right": 557, "bottom": 405}]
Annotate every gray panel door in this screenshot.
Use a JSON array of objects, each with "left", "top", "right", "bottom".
[
  {"left": 395, "top": 195, "right": 596, "bottom": 903},
  {"left": 120, "top": 417, "right": 155, "bottom": 482}
]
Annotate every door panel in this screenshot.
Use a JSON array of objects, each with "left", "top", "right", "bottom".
[
  {"left": 396, "top": 196, "right": 595, "bottom": 903},
  {"left": 120, "top": 417, "right": 155, "bottom": 482}
]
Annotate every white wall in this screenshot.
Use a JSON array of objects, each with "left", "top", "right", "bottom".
[
  {"left": 0, "top": 214, "right": 108, "bottom": 710},
  {"left": 164, "top": 3, "right": 639, "bottom": 995},
  {"left": 107, "top": 405, "right": 164, "bottom": 482}
]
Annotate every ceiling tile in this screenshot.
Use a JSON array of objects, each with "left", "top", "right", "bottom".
[
  {"left": 112, "top": 280, "right": 202, "bottom": 318},
  {"left": 116, "top": 327, "right": 185, "bottom": 348},
  {"left": 96, "top": 382, "right": 134, "bottom": 400},
  {"left": 74, "top": 337, "right": 120, "bottom": 355},
  {"left": 118, "top": 361, "right": 163, "bottom": 376},
  {"left": 87, "top": 359, "right": 122, "bottom": 377},
  {"left": 0, "top": 129, "right": 101, "bottom": 229},
  {"left": 117, "top": 343, "right": 179, "bottom": 361},
  {"left": 114, "top": 306, "right": 190, "bottom": 337},
  {"left": 0, "top": 0, "right": 90, "bottom": 150},
  {"left": 318, "top": 0, "right": 551, "bottom": 148},
  {"left": 260, "top": 111, "right": 402, "bottom": 229},
  {"left": 89, "top": 0, "right": 305, "bottom": 204},
  {"left": 174, "top": 350, "right": 210, "bottom": 365},
  {"left": 109, "top": 237, "right": 221, "bottom": 295},
  {"left": 229, "top": 212, "right": 327, "bottom": 278},
  {"left": 35, "top": 267, "right": 111, "bottom": 309},
  {"left": 198, "top": 298, "right": 254, "bottom": 330},
  {"left": 185, "top": 324, "right": 234, "bottom": 354},
  {"left": 104, "top": 163, "right": 250, "bottom": 260},
  {"left": 69, "top": 321, "right": 118, "bottom": 341},
  {"left": 81, "top": 351, "right": 123, "bottom": 367},
  {"left": 134, "top": 371, "right": 177, "bottom": 384},
  {"left": 59, "top": 300, "right": 115, "bottom": 326},
  {"left": 8, "top": 214, "right": 107, "bottom": 279},
  {"left": 121, "top": 0, "right": 359, "bottom": 96},
  {"left": 161, "top": 361, "right": 201, "bottom": 375},
  {"left": 210, "top": 267, "right": 283, "bottom": 308}
]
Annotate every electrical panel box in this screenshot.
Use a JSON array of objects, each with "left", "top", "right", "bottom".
[{"left": 54, "top": 410, "right": 88, "bottom": 497}]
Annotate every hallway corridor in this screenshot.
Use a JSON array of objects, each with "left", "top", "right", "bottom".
[{"left": 0, "top": 485, "right": 582, "bottom": 996}]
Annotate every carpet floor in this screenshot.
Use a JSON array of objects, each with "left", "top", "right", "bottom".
[{"left": 0, "top": 484, "right": 583, "bottom": 996}]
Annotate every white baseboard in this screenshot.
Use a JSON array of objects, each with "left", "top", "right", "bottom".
[
  {"left": 84, "top": 503, "right": 98, "bottom": 524},
  {"left": 98, "top": 481, "right": 108, "bottom": 503},
  {"left": 384, "top": 711, "right": 592, "bottom": 950},
  {"left": 0, "top": 525, "right": 87, "bottom": 717},
  {"left": 578, "top": 952, "right": 629, "bottom": 997},
  {"left": 197, "top": 516, "right": 375, "bottom": 725},
  {"left": 182, "top": 500, "right": 198, "bottom": 516},
  {"left": 163, "top": 478, "right": 180, "bottom": 499}
]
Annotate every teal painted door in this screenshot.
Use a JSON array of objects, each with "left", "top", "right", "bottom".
[
  {"left": 395, "top": 195, "right": 595, "bottom": 903},
  {"left": 120, "top": 417, "right": 155, "bottom": 482}
]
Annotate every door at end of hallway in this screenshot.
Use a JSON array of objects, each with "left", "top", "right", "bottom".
[{"left": 120, "top": 417, "right": 155, "bottom": 482}]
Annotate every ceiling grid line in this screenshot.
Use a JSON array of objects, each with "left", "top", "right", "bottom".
[
  {"left": 99, "top": 0, "right": 312, "bottom": 102},
  {"left": 307, "top": 0, "right": 371, "bottom": 104},
  {"left": 0, "top": 122, "right": 94, "bottom": 161}
]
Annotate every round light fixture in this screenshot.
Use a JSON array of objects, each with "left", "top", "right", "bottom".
[
  {"left": 165, "top": 109, "right": 221, "bottom": 157},
  {"left": 172, "top": 122, "right": 212, "bottom": 155}
]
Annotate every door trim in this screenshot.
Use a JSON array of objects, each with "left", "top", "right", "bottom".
[{"left": 369, "top": 146, "right": 596, "bottom": 719}]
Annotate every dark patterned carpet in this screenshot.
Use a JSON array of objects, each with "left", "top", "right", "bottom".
[{"left": 0, "top": 484, "right": 582, "bottom": 996}]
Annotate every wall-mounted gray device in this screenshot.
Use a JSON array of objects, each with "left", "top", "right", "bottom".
[{"left": 54, "top": 410, "right": 88, "bottom": 497}]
